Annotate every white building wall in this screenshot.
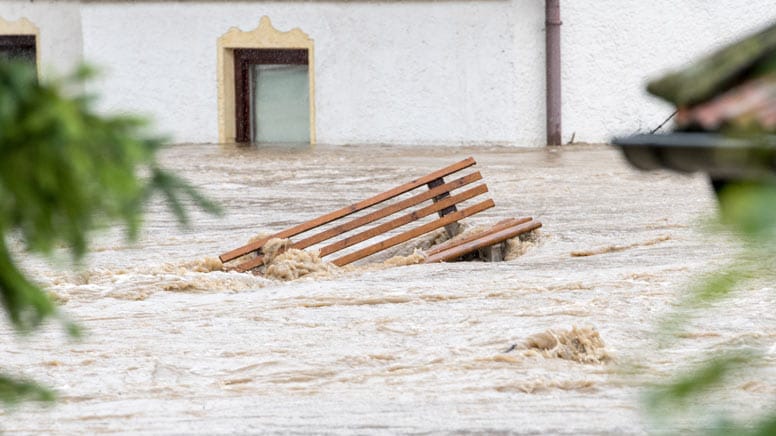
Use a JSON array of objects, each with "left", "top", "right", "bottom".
[
  {"left": 0, "top": 1, "right": 83, "bottom": 77},
  {"left": 80, "top": 1, "right": 523, "bottom": 145},
  {"left": 16, "top": 1, "right": 775, "bottom": 146},
  {"left": 562, "top": 0, "right": 776, "bottom": 144}
]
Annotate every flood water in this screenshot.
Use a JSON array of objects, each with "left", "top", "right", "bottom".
[{"left": 2, "top": 143, "right": 775, "bottom": 434}]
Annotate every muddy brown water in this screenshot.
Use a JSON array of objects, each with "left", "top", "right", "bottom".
[{"left": 2, "top": 144, "right": 775, "bottom": 434}]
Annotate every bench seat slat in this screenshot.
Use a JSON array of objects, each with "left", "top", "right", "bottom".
[
  {"left": 219, "top": 156, "right": 477, "bottom": 263},
  {"left": 425, "top": 217, "right": 533, "bottom": 256},
  {"left": 423, "top": 219, "right": 542, "bottom": 263}
]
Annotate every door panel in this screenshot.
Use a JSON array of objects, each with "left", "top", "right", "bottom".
[{"left": 252, "top": 64, "right": 310, "bottom": 143}]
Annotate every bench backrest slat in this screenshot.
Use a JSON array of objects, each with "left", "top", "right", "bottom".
[
  {"left": 331, "top": 199, "right": 495, "bottom": 266},
  {"left": 219, "top": 156, "right": 477, "bottom": 263},
  {"left": 318, "top": 184, "right": 488, "bottom": 258},
  {"left": 294, "top": 172, "right": 483, "bottom": 252},
  {"left": 232, "top": 178, "right": 488, "bottom": 273}
]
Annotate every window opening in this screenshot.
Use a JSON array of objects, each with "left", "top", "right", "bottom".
[
  {"left": 234, "top": 48, "right": 310, "bottom": 143},
  {"left": 0, "top": 34, "right": 36, "bottom": 65},
  {"left": 217, "top": 17, "right": 316, "bottom": 144}
]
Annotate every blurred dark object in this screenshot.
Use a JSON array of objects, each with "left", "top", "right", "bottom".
[
  {"left": 612, "top": 132, "right": 776, "bottom": 195},
  {"left": 613, "top": 21, "right": 776, "bottom": 198},
  {"left": 647, "top": 23, "right": 776, "bottom": 109},
  {"left": 675, "top": 77, "right": 776, "bottom": 132},
  {"left": 0, "top": 35, "right": 35, "bottom": 65}
]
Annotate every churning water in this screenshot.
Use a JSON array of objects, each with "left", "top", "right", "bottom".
[{"left": 2, "top": 143, "right": 775, "bottom": 434}]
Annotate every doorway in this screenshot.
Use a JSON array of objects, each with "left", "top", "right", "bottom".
[
  {"left": 234, "top": 48, "right": 310, "bottom": 143},
  {"left": 0, "top": 34, "right": 36, "bottom": 65}
]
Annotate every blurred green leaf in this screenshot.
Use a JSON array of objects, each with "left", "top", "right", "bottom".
[
  {"left": 0, "top": 60, "right": 220, "bottom": 405},
  {"left": 0, "top": 236, "right": 55, "bottom": 334},
  {"left": 717, "top": 183, "right": 776, "bottom": 241},
  {"left": 750, "top": 414, "right": 776, "bottom": 436},
  {"left": 0, "top": 60, "right": 221, "bottom": 334},
  {"left": 0, "top": 375, "right": 55, "bottom": 405},
  {"left": 646, "top": 352, "right": 752, "bottom": 411},
  {"left": 645, "top": 183, "right": 776, "bottom": 433}
]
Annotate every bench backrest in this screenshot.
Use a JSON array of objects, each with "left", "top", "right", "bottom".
[{"left": 219, "top": 157, "right": 494, "bottom": 272}]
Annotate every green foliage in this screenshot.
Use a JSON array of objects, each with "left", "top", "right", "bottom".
[
  {"left": 0, "top": 375, "right": 54, "bottom": 405},
  {"left": 645, "top": 182, "right": 776, "bottom": 435},
  {"left": 0, "top": 61, "right": 219, "bottom": 405},
  {"left": 718, "top": 183, "right": 776, "bottom": 242},
  {"left": 646, "top": 352, "right": 753, "bottom": 412}
]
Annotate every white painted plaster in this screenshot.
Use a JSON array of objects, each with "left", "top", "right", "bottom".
[
  {"left": 0, "top": 1, "right": 82, "bottom": 77},
  {"left": 80, "top": 1, "right": 520, "bottom": 145},
  {"left": 11, "top": 1, "right": 776, "bottom": 146},
  {"left": 561, "top": 0, "right": 776, "bottom": 144}
]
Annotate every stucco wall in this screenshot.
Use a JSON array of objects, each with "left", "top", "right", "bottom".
[
  {"left": 17, "top": 1, "right": 776, "bottom": 145},
  {"left": 562, "top": 0, "right": 776, "bottom": 144},
  {"left": 80, "top": 1, "right": 522, "bottom": 145},
  {"left": 0, "top": 1, "right": 83, "bottom": 77}
]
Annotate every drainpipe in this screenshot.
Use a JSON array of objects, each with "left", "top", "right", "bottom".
[{"left": 545, "top": 0, "right": 562, "bottom": 146}]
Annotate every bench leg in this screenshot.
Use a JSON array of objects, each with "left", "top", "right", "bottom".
[
  {"left": 478, "top": 242, "right": 506, "bottom": 262},
  {"left": 427, "top": 177, "right": 460, "bottom": 238}
]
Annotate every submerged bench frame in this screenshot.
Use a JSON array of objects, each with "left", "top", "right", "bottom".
[
  {"left": 219, "top": 157, "right": 543, "bottom": 272},
  {"left": 220, "top": 157, "right": 497, "bottom": 272}
]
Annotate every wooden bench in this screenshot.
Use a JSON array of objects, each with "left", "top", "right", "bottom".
[{"left": 218, "top": 157, "right": 540, "bottom": 272}]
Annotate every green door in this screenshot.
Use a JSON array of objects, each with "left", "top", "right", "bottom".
[{"left": 252, "top": 64, "right": 310, "bottom": 143}]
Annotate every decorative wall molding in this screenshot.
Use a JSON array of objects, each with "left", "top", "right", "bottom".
[{"left": 0, "top": 16, "right": 38, "bottom": 36}]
